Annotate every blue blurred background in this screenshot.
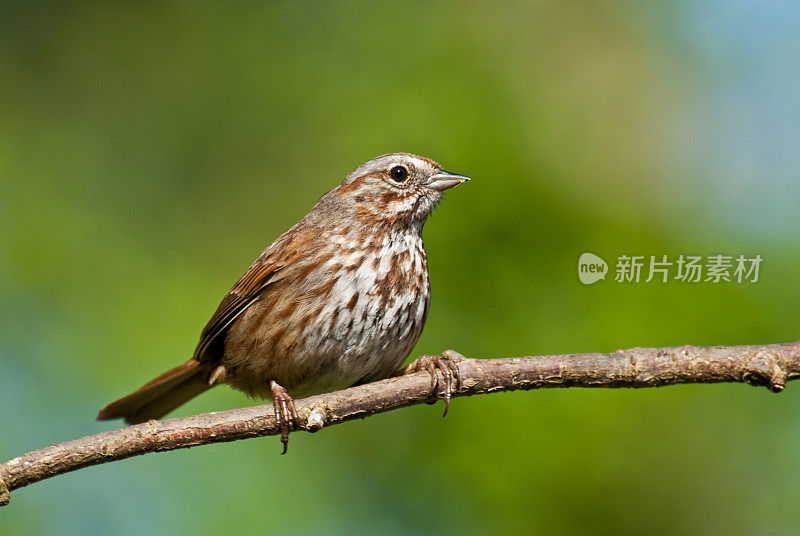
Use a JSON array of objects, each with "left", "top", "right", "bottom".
[{"left": 2, "top": 1, "right": 800, "bottom": 534}]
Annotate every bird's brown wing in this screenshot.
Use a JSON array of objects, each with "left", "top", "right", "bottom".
[
  {"left": 193, "top": 255, "right": 284, "bottom": 363},
  {"left": 193, "top": 218, "right": 322, "bottom": 363}
]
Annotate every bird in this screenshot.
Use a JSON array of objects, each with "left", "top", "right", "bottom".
[{"left": 97, "top": 153, "right": 470, "bottom": 452}]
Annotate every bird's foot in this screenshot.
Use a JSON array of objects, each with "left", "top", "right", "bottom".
[
  {"left": 270, "top": 380, "right": 298, "bottom": 454},
  {"left": 399, "top": 350, "right": 464, "bottom": 416}
]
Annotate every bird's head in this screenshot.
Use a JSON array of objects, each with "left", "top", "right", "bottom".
[{"left": 329, "top": 153, "right": 469, "bottom": 229}]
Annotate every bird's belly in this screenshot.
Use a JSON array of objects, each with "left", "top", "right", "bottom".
[{"left": 221, "top": 244, "right": 430, "bottom": 399}]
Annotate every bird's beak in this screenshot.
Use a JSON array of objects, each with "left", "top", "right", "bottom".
[{"left": 426, "top": 170, "right": 471, "bottom": 191}]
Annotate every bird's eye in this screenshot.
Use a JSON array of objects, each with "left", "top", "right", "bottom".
[{"left": 390, "top": 166, "right": 409, "bottom": 182}]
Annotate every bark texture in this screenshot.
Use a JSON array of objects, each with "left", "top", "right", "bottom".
[{"left": 2, "top": 342, "right": 799, "bottom": 506}]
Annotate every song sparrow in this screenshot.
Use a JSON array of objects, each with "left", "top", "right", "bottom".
[{"left": 97, "top": 153, "right": 469, "bottom": 452}]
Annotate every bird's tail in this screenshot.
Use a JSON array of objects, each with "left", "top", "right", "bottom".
[{"left": 97, "top": 359, "right": 212, "bottom": 425}]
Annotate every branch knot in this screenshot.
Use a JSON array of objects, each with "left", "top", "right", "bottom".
[
  {"left": 303, "top": 405, "right": 328, "bottom": 432},
  {"left": 743, "top": 350, "right": 787, "bottom": 393},
  {"left": 0, "top": 477, "right": 9, "bottom": 506}
]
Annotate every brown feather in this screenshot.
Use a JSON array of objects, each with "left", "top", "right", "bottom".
[
  {"left": 96, "top": 360, "right": 209, "bottom": 424},
  {"left": 193, "top": 261, "right": 283, "bottom": 362}
]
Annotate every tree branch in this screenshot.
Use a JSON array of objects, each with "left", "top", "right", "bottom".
[{"left": 3, "top": 341, "right": 800, "bottom": 506}]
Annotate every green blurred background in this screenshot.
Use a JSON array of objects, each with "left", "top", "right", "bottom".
[{"left": 2, "top": 1, "right": 800, "bottom": 534}]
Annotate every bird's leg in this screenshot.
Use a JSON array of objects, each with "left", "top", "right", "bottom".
[
  {"left": 395, "top": 350, "right": 465, "bottom": 416},
  {"left": 270, "top": 380, "right": 298, "bottom": 455}
]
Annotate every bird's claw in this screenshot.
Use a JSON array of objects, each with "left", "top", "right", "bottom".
[
  {"left": 270, "top": 380, "right": 298, "bottom": 454},
  {"left": 404, "top": 350, "right": 464, "bottom": 416}
]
